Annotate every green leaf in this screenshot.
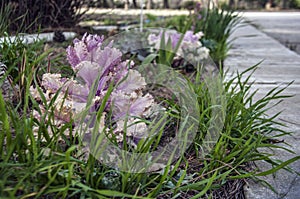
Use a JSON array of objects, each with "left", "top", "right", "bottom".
[
  {"left": 256, "top": 156, "right": 300, "bottom": 176},
  {"left": 142, "top": 53, "right": 157, "bottom": 65}
]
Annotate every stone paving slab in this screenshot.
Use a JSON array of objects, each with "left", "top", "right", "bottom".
[
  {"left": 225, "top": 18, "right": 300, "bottom": 199},
  {"left": 226, "top": 25, "right": 300, "bottom": 85},
  {"left": 242, "top": 12, "right": 300, "bottom": 54}
]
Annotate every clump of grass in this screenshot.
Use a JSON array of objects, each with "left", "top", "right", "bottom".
[
  {"left": 0, "top": 34, "right": 45, "bottom": 73},
  {"left": 195, "top": 6, "right": 242, "bottom": 68},
  {"left": 190, "top": 64, "right": 299, "bottom": 195}
]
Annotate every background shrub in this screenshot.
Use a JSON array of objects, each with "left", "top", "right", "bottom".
[
  {"left": 0, "top": 0, "right": 88, "bottom": 33},
  {"left": 0, "top": 1, "right": 12, "bottom": 36},
  {"left": 290, "top": 0, "right": 300, "bottom": 8}
]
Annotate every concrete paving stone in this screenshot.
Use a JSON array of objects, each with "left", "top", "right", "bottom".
[
  {"left": 241, "top": 12, "right": 300, "bottom": 54},
  {"left": 284, "top": 176, "right": 300, "bottom": 199},
  {"left": 225, "top": 25, "right": 300, "bottom": 86}
]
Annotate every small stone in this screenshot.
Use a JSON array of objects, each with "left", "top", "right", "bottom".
[{"left": 53, "top": 30, "right": 66, "bottom": 43}]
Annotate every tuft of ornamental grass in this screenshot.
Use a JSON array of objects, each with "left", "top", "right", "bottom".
[
  {"left": 194, "top": 6, "right": 242, "bottom": 68},
  {"left": 0, "top": 34, "right": 45, "bottom": 80},
  {"left": 188, "top": 64, "right": 300, "bottom": 197}
]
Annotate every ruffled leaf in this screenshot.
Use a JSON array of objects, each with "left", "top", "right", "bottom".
[{"left": 116, "top": 70, "right": 146, "bottom": 94}]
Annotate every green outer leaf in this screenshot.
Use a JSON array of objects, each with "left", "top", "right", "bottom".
[
  {"left": 142, "top": 53, "right": 158, "bottom": 65},
  {"left": 190, "top": 170, "right": 218, "bottom": 199},
  {"left": 96, "top": 189, "right": 152, "bottom": 199},
  {"left": 0, "top": 91, "right": 10, "bottom": 159},
  {"left": 255, "top": 156, "right": 300, "bottom": 176}
]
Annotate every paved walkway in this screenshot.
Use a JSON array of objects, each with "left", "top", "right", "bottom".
[
  {"left": 225, "top": 15, "right": 300, "bottom": 199},
  {"left": 242, "top": 12, "right": 300, "bottom": 54}
]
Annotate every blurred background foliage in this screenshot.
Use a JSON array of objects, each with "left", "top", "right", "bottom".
[
  {"left": 0, "top": 0, "right": 87, "bottom": 34},
  {"left": 0, "top": 0, "right": 298, "bottom": 36}
]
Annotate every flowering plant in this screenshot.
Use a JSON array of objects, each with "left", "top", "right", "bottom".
[
  {"left": 31, "top": 33, "right": 155, "bottom": 144},
  {"left": 148, "top": 30, "right": 210, "bottom": 62}
]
